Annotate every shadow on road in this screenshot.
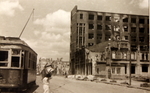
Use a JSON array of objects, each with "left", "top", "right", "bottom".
[{"left": 24, "top": 85, "right": 39, "bottom": 93}]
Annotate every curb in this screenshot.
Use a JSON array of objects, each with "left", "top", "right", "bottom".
[
  {"left": 67, "top": 77, "right": 150, "bottom": 91},
  {"left": 95, "top": 80, "right": 150, "bottom": 91},
  {"left": 127, "top": 85, "right": 150, "bottom": 91}
]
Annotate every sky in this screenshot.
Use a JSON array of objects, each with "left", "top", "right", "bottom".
[{"left": 0, "top": 0, "right": 149, "bottom": 61}]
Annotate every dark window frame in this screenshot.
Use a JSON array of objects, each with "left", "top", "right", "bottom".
[
  {"left": 80, "top": 14, "right": 83, "bottom": 19},
  {"left": 88, "top": 33, "right": 94, "bottom": 39},
  {"left": 88, "top": 14, "right": 94, "bottom": 20}
]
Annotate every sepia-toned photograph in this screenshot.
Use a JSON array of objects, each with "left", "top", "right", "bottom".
[{"left": 0, "top": 0, "right": 149, "bottom": 93}]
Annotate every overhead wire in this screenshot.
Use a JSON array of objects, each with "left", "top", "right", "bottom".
[{"left": 19, "top": 8, "right": 35, "bottom": 38}]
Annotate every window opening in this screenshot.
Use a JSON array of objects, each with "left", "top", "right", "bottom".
[
  {"left": 125, "top": 65, "right": 127, "bottom": 74},
  {"left": 123, "top": 52, "right": 127, "bottom": 59},
  {"left": 146, "top": 53, "right": 148, "bottom": 60},
  {"left": 125, "top": 36, "right": 128, "bottom": 40},
  {"left": 131, "top": 65, "right": 135, "bottom": 74},
  {"left": 131, "top": 27, "right": 136, "bottom": 32},
  {"left": 79, "top": 37, "right": 82, "bottom": 47},
  {"left": 97, "top": 15, "right": 102, "bottom": 20},
  {"left": 12, "top": 49, "right": 20, "bottom": 55},
  {"left": 79, "top": 27, "right": 82, "bottom": 35},
  {"left": 89, "top": 14, "right": 94, "bottom": 20},
  {"left": 123, "top": 25, "right": 128, "bottom": 32},
  {"left": 11, "top": 49, "right": 20, "bottom": 67},
  {"left": 140, "top": 45, "right": 147, "bottom": 51},
  {"left": 117, "top": 68, "right": 121, "bottom": 74},
  {"left": 106, "top": 16, "right": 111, "bottom": 21},
  {"left": 131, "top": 45, "right": 137, "bottom": 50},
  {"left": 80, "top": 14, "right": 83, "bottom": 19},
  {"left": 112, "top": 67, "right": 115, "bottom": 74},
  {"left": 89, "top": 24, "right": 94, "bottom": 29},
  {"left": 141, "top": 53, "right": 144, "bottom": 60},
  {"left": 11, "top": 57, "right": 20, "bottom": 67},
  {"left": 97, "top": 68, "right": 99, "bottom": 74},
  {"left": 105, "top": 35, "right": 111, "bottom": 41},
  {"left": 139, "top": 37, "right": 144, "bottom": 42},
  {"left": 131, "top": 52, "right": 135, "bottom": 59},
  {"left": 88, "top": 33, "right": 94, "bottom": 39},
  {"left": 88, "top": 43, "right": 94, "bottom": 46},
  {"left": 131, "top": 18, "right": 136, "bottom": 23},
  {"left": 114, "top": 25, "right": 120, "bottom": 31},
  {"left": 139, "top": 28, "right": 145, "bottom": 33},
  {"left": 97, "top": 34, "right": 102, "bottom": 39},
  {"left": 0, "top": 63, "right": 7, "bottom": 67},
  {"left": 131, "top": 36, "right": 136, "bottom": 42},
  {"left": 0, "top": 51, "right": 8, "bottom": 61},
  {"left": 139, "top": 18, "right": 145, "bottom": 24},
  {"left": 112, "top": 51, "right": 116, "bottom": 59},
  {"left": 123, "top": 17, "right": 128, "bottom": 22},
  {"left": 105, "top": 25, "right": 111, "bottom": 30},
  {"left": 142, "top": 65, "right": 148, "bottom": 72},
  {"left": 122, "top": 15, "right": 128, "bottom": 22},
  {"left": 97, "top": 24, "right": 102, "bottom": 30},
  {"left": 114, "top": 16, "right": 120, "bottom": 22}
]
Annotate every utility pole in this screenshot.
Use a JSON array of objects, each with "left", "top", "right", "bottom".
[
  {"left": 85, "top": 48, "right": 89, "bottom": 76},
  {"left": 129, "top": 34, "right": 131, "bottom": 85}
]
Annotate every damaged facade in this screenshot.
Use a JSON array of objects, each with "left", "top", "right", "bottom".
[{"left": 70, "top": 6, "right": 149, "bottom": 78}]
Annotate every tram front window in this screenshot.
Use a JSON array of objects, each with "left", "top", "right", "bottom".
[
  {"left": 0, "top": 51, "right": 8, "bottom": 61},
  {"left": 11, "top": 49, "right": 20, "bottom": 67},
  {"left": 11, "top": 57, "right": 20, "bottom": 67},
  {"left": 0, "top": 51, "right": 8, "bottom": 67}
]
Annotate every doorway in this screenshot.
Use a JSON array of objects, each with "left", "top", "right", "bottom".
[{"left": 131, "top": 65, "right": 135, "bottom": 74}]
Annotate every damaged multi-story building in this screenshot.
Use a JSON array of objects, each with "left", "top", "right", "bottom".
[{"left": 70, "top": 6, "right": 149, "bottom": 79}]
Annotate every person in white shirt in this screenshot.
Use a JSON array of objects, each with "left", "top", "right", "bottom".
[
  {"left": 42, "top": 64, "right": 54, "bottom": 93},
  {"left": 43, "top": 76, "right": 50, "bottom": 93}
]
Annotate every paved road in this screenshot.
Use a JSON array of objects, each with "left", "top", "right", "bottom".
[{"left": 31, "top": 76, "right": 149, "bottom": 93}]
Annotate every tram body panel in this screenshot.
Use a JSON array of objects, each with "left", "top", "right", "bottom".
[
  {"left": 0, "top": 69, "right": 21, "bottom": 88},
  {"left": 27, "top": 69, "right": 36, "bottom": 83}
]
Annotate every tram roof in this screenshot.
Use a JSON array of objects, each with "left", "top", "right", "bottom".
[{"left": 0, "top": 36, "right": 37, "bottom": 55}]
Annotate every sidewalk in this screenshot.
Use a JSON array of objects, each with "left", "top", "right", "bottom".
[
  {"left": 67, "top": 75, "right": 150, "bottom": 91},
  {"left": 94, "top": 78, "right": 150, "bottom": 91}
]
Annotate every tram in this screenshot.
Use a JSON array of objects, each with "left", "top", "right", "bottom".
[{"left": 0, "top": 36, "right": 37, "bottom": 91}]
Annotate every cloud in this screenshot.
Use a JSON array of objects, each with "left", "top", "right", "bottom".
[
  {"left": 31, "top": 9, "right": 70, "bottom": 60},
  {"left": 139, "top": 0, "right": 148, "bottom": 8},
  {"left": 34, "top": 9, "right": 70, "bottom": 34},
  {"left": 0, "top": 0, "right": 24, "bottom": 16}
]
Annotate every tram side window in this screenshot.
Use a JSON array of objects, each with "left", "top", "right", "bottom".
[
  {"left": 0, "top": 51, "right": 8, "bottom": 67},
  {"left": 28, "top": 53, "right": 31, "bottom": 68}
]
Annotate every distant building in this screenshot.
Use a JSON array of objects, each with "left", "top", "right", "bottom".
[
  {"left": 38, "top": 57, "right": 53, "bottom": 73},
  {"left": 55, "top": 58, "right": 70, "bottom": 75},
  {"left": 70, "top": 6, "right": 149, "bottom": 78},
  {"left": 38, "top": 58, "right": 70, "bottom": 75}
]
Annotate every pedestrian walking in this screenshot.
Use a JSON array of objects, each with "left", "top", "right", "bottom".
[
  {"left": 43, "top": 75, "right": 50, "bottom": 93},
  {"left": 41, "top": 64, "right": 54, "bottom": 93}
]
